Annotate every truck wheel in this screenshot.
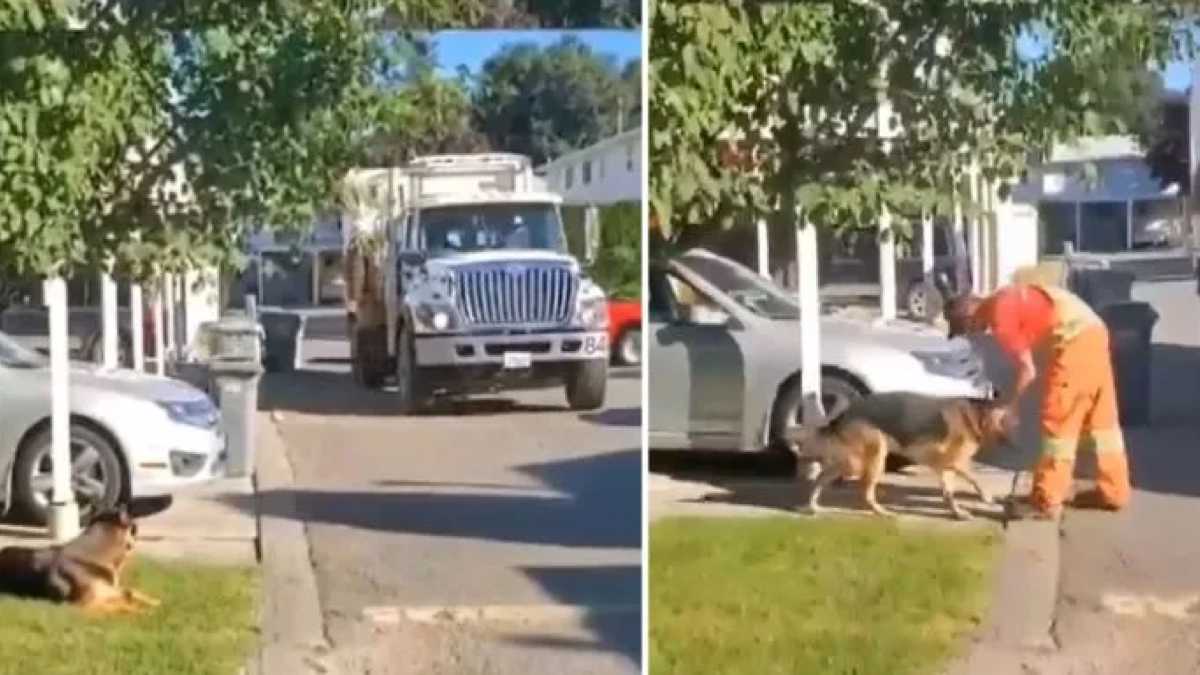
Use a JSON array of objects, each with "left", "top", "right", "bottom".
[
  {"left": 565, "top": 359, "right": 607, "bottom": 410},
  {"left": 395, "top": 326, "right": 430, "bottom": 414},
  {"left": 355, "top": 326, "right": 387, "bottom": 389}
]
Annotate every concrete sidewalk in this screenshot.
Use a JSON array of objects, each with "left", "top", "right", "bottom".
[{"left": 0, "top": 471, "right": 259, "bottom": 567}]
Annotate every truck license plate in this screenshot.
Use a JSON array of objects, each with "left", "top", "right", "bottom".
[{"left": 503, "top": 351, "right": 532, "bottom": 369}]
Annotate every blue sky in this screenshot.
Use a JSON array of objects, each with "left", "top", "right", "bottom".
[
  {"left": 429, "top": 30, "right": 641, "bottom": 78},
  {"left": 1016, "top": 28, "right": 1195, "bottom": 91}
]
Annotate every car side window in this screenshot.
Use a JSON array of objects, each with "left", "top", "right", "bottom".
[{"left": 665, "top": 273, "right": 726, "bottom": 325}]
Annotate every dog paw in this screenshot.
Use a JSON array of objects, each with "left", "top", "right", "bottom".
[
  {"left": 978, "top": 493, "right": 995, "bottom": 506},
  {"left": 952, "top": 509, "right": 975, "bottom": 521}
]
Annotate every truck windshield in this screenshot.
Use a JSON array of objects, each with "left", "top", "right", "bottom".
[{"left": 420, "top": 203, "right": 565, "bottom": 254}]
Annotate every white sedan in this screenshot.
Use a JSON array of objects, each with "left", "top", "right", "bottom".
[
  {"left": 648, "top": 250, "right": 993, "bottom": 452},
  {"left": 0, "top": 331, "right": 225, "bottom": 524}
]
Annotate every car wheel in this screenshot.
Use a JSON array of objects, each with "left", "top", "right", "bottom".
[
  {"left": 565, "top": 359, "right": 608, "bottom": 410},
  {"left": 905, "top": 281, "right": 944, "bottom": 324},
  {"left": 613, "top": 326, "right": 641, "bottom": 367},
  {"left": 770, "top": 374, "right": 865, "bottom": 454},
  {"left": 12, "top": 423, "right": 125, "bottom": 526},
  {"left": 86, "top": 332, "right": 133, "bottom": 368}
]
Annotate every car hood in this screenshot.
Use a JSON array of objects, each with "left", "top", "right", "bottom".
[
  {"left": 819, "top": 314, "right": 966, "bottom": 353},
  {"left": 68, "top": 363, "right": 209, "bottom": 403}
]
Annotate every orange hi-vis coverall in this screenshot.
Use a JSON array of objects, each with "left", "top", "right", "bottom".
[{"left": 976, "top": 283, "right": 1131, "bottom": 512}]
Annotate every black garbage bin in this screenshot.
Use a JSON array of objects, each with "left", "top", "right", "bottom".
[
  {"left": 259, "top": 310, "right": 306, "bottom": 373},
  {"left": 1098, "top": 301, "right": 1159, "bottom": 427},
  {"left": 1069, "top": 268, "right": 1135, "bottom": 311}
]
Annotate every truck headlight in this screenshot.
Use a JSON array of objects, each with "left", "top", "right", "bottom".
[
  {"left": 414, "top": 303, "right": 458, "bottom": 332},
  {"left": 576, "top": 298, "right": 608, "bottom": 329}
]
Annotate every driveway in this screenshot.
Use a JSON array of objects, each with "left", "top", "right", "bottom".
[{"left": 258, "top": 336, "right": 642, "bottom": 674}]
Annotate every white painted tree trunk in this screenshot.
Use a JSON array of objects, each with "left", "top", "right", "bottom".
[
  {"left": 101, "top": 271, "right": 118, "bottom": 369},
  {"left": 968, "top": 164, "right": 982, "bottom": 293},
  {"left": 131, "top": 284, "right": 144, "bottom": 372},
  {"left": 164, "top": 273, "right": 177, "bottom": 358},
  {"left": 921, "top": 210, "right": 935, "bottom": 277},
  {"left": 153, "top": 282, "right": 166, "bottom": 376},
  {"left": 879, "top": 205, "right": 897, "bottom": 321},
  {"left": 46, "top": 277, "right": 79, "bottom": 541},
  {"left": 797, "top": 217, "right": 823, "bottom": 418},
  {"left": 756, "top": 218, "right": 770, "bottom": 279}
]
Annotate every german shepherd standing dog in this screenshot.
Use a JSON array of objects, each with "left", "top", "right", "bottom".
[
  {"left": 787, "top": 392, "right": 1015, "bottom": 520},
  {"left": 0, "top": 505, "right": 160, "bottom": 614}
]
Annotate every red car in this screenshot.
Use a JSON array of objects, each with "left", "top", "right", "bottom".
[{"left": 606, "top": 298, "right": 641, "bottom": 366}]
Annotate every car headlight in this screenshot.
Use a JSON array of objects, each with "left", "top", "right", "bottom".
[
  {"left": 576, "top": 297, "right": 608, "bottom": 329},
  {"left": 414, "top": 302, "right": 458, "bottom": 332},
  {"left": 910, "top": 349, "right": 976, "bottom": 379},
  {"left": 157, "top": 399, "right": 220, "bottom": 429}
]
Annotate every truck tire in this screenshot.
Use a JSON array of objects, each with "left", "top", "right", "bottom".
[
  {"left": 395, "top": 326, "right": 431, "bottom": 414},
  {"left": 565, "top": 359, "right": 607, "bottom": 410},
  {"left": 354, "top": 325, "right": 388, "bottom": 389}
]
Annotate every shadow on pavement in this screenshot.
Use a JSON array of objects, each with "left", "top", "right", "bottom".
[
  {"left": 258, "top": 370, "right": 566, "bottom": 417},
  {"left": 509, "top": 565, "right": 641, "bottom": 665},
  {"left": 227, "top": 447, "right": 643, "bottom": 663},
  {"left": 579, "top": 407, "right": 641, "bottom": 428},
  {"left": 608, "top": 367, "right": 642, "bottom": 381}
]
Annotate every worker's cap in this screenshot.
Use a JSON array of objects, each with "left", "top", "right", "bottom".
[{"left": 944, "top": 293, "right": 982, "bottom": 340}]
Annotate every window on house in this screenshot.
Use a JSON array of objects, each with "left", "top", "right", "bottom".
[
  {"left": 582, "top": 160, "right": 592, "bottom": 185},
  {"left": 625, "top": 144, "right": 635, "bottom": 171},
  {"left": 598, "top": 157, "right": 606, "bottom": 180},
  {"left": 564, "top": 165, "right": 574, "bottom": 189},
  {"left": 1039, "top": 201, "right": 1077, "bottom": 255}
]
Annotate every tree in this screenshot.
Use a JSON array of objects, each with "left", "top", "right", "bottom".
[
  {"left": 363, "top": 73, "right": 491, "bottom": 166},
  {"left": 649, "top": 1, "right": 1197, "bottom": 247},
  {"left": 472, "top": 37, "right": 634, "bottom": 164},
  {"left": 0, "top": 1, "right": 642, "bottom": 285}
]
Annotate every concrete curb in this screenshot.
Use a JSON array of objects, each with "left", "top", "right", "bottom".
[
  {"left": 252, "top": 412, "right": 335, "bottom": 675},
  {"left": 364, "top": 603, "right": 641, "bottom": 628}
]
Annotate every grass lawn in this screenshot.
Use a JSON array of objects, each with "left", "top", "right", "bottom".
[
  {"left": 0, "top": 558, "right": 260, "bottom": 675},
  {"left": 650, "top": 516, "right": 999, "bottom": 675}
]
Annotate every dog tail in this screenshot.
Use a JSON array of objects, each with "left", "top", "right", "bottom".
[{"left": 780, "top": 394, "right": 851, "bottom": 460}]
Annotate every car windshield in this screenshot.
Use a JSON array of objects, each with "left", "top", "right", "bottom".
[
  {"left": 0, "top": 331, "right": 46, "bottom": 368},
  {"left": 420, "top": 203, "right": 566, "bottom": 255},
  {"left": 677, "top": 252, "right": 800, "bottom": 320}
]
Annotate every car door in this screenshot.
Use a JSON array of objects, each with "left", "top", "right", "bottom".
[{"left": 647, "top": 265, "right": 746, "bottom": 448}]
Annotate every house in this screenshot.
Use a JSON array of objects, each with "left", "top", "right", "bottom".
[
  {"left": 1011, "top": 135, "right": 1184, "bottom": 256},
  {"left": 536, "top": 128, "right": 642, "bottom": 206}
]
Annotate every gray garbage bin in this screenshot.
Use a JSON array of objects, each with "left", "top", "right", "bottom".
[
  {"left": 259, "top": 310, "right": 306, "bottom": 373},
  {"left": 1069, "top": 268, "right": 1134, "bottom": 311},
  {"left": 1099, "top": 301, "right": 1159, "bottom": 427},
  {"left": 205, "top": 318, "right": 264, "bottom": 478}
]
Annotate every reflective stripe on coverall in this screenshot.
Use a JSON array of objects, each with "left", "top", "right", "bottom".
[{"left": 1028, "top": 284, "right": 1131, "bottom": 511}]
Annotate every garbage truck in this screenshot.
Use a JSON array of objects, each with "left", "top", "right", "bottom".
[{"left": 341, "top": 153, "right": 609, "bottom": 413}]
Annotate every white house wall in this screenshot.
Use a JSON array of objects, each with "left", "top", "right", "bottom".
[{"left": 538, "top": 129, "right": 642, "bottom": 206}]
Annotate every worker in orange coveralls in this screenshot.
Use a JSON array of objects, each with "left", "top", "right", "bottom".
[{"left": 945, "top": 283, "right": 1132, "bottom": 519}]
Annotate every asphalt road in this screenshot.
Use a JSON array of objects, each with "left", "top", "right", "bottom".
[{"left": 259, "top": 337, "right": 642, "bottom": 674}]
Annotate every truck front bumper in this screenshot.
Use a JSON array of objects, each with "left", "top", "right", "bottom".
[{"left": 414, "top": 330, "right": 609, "bottom": 367}]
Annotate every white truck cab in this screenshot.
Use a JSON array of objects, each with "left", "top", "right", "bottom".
[{"left": 343, "top": 154, "right": 609, "bottom": 412}]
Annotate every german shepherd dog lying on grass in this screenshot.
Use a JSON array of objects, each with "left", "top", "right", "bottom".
[
  {"left": 787, "top": 392, "right": 1015, "bottom": 520},
  {"left": 0, "top": 505, "right": 160, "bottom": 614}
]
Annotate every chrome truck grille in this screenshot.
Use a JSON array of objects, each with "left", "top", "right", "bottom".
[{"left": 455, "top": 263, "right": 578, "bottom": 328}]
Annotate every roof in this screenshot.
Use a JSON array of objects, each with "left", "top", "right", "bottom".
[
  {"left": 1047, "top": 135, "right": 1144, "bottom": 163},
  {"left": 536, "top": 128, "right": 642, "bottom": 172}
]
